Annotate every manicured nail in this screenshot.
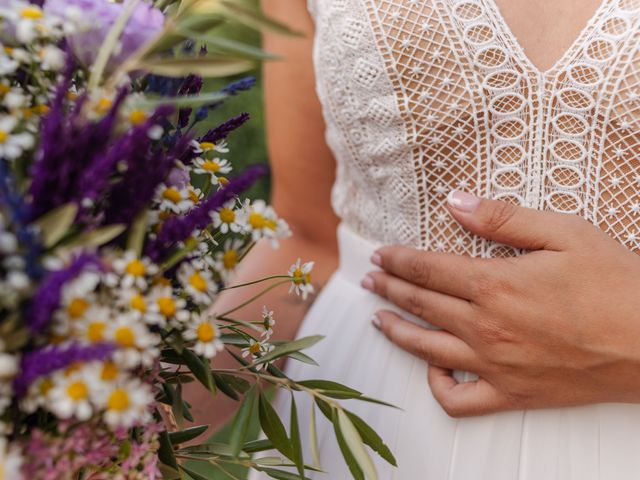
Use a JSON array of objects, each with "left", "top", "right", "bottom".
[
  {"left": 370, "top": 252, "right": 382, "bottom": 266},
  {"left": 447, "top": 190, "right": 480, "bottom": 213},
  {"left": 361, "top": 275, "right": 374, "bottom": 291},
  {"left": 371, "top": 313, "right": 382, "bottom": 330}
]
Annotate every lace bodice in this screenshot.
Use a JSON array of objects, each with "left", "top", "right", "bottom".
[{"left": 309, "top": 0, "right": 640, "bottom": 256}]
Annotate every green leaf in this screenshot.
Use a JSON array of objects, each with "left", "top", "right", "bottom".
[
  {"left": 181, "top": 348, "right": 216, "bottom": 393},
  {"left": 158, "top": 463, "right": 182, "bottom": 480},
  {"left": 140, "top": 55, "right": 254, "bottom": 78},
  {"left": 258, "top": 392, "right": 292, "bottom": 460},
  {"left": 127, "top": 210, "right": 148, "bottom": 256},
  {"left": 218, "top": 0, "right": 304, "bottom": 36},
  {"left": 212, "top": 372, "right": 240, "bottom": 400},
  {"left": 177, "top": 27, "right": 281, "bottom": 60},
  {"left": 256, "top": 468, "right": 312, "bottom": 480},
  {"left": 297, "top": 380, "right": 361, "bottom": 397},
  {"left": 308, "top": 403, "right": 321, "bottom": 468},
  {"left": 331, "top": 409, "right": 364, "bottom": 480},
  {"left": 157, "top": 430, "right": 179, "bottom": 471},
  {"left": 168, "top": 425, "right": 209, "bottom": 445},
  {"left": 229, "top": 384, "right": 258, "bottom": 457},
  {"left": 180, "top": 465, "right": 210, "bottom": 480},
  {"left": 337, "top": 409, "right": 378, "bottom": 480},
  {"left": 177, "top": 442, "right": 240, "bottom": 457},
  {"left": 289, "top": 396, "right": 304, "bottom": 479},
  {"left": 131, "top": 91, "right": 228, "bottom": 110},
  {"left": 346, "top": 411, "right": 396, "bottom": 467},
  {"left": 172, "top": 381, "right": 184, "bottom": 423},
  {"left": 32, "top": 203, "right": 77, "bottom": 247},
  {"left": 253, "top": 335, "right": 324, "bottom": 366},
  {"left": 243, "top": 438, "right": 274, "bottom": 453},
  {"left": 288, "top": 351, "right": 319, "bottom": 366},
  {"left": 61, "top": 224, "right": 126, "bottom": 249}
]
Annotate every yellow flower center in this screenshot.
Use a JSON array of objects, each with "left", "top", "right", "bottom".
[
  {"left": 188, "top": 189, "right": 200, "bottom": 204},
  {"left": 130, "top": 294, "right": 146, "bottom": 312},
  {"left": 196, "top": 323, "right": 215, "bottom": 342},
  {"left": 107, "top": 388, "right": 130, "bottom": 411},
  {"left": 199, "top": 141, "right": 215, "bottom": 151},
  {"left": 33, "top": 104, "right": 49, "bottom": 115},
  {"left": 248, "top": 212, "right": 266, "bottom": 229},
  {"left": 67, "top": 381, "right": 88, "bottom": 401},
  {"left": 114, "top": 326, "right": 135, "bottom": 348},
  {"left": 101, "top": 361, "right": 118, "bottom": 381},
  {"left": 162, "top": 187, "right": 182, "bottom": 204},
  {"left": 21, "top": 6, "right": 43, "bottom": 18},
  {"left": 87, "top": 321, "right": 106, "bottom": 342},
  {"left": 125, "top": 259, "right": 146, "bottom": 277},
  {"left": 201, "top": 160, "right": 220, "bottom": 173},
  {"left": 265, "top": 219, "right": 278, "bottom": 230},
  {"left": 223, "top": 250, "right": 238, "bottom": 269},
  {"left": 292, "top": 268, "right": 311, "bottom": 285},
  {"left": 188, "top": 272, "right": 207, "bottom": 292},
  {"left": 0, "top": 130, "right": 8, "bottom": 144},
  {"left": 219, "top": 176, "right": 229, "bottom": 186},
  {"left": 94, "top": 97, "right": 112, "bottom": 115},
  {"left": 219, "top": 208, "right": 235, "bottom": 224},
  {"left": 128, "top": 109, "right": 147, "bottom": 125},
  {"left": 39, "top": 378, "right": 53, "bottom": 396},
  {"left": 157, "top": 296, "right": 176, "bottom": 317},
  {"left": 249, "top": 342, "right": 261, "bottom": 354},
  {"left": 67, "top": 298, "right": 89, "bottom": 319},
  {"left": 0, "top": 85, "right": 10, "bottom": 95}
]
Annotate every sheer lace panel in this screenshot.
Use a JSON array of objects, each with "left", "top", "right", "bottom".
[{"left": 309, "top": 0, "right": 640, "bottom": 256}]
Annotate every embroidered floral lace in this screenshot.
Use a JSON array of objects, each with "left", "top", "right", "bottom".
[{"left": 309, "top": 0, "right": 640, "bottom": 256}]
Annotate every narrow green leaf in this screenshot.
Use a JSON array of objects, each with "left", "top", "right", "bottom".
[
  {"left": 314, "top": 398, "right": 333, "bottom": 421},
  {"left": 289, "top": 396, "right": 304, "bottom": 479},
  {"left": 213, "top": 372, "right": 240, "bottom": 400},
  {"left": 253, "top": 335, "right": 324, "bottom": 366},
  {"left": 127, "top": 209, "right": 148, "bottom": 256},
  {"left": 131, "top": 91, "right": 228, "bottom": 110},
  {"left": 157, "top": 430, "right": 179, "bottom": 471},
  {"left": 258, "top": 392, "right": 292, "bottom": 460},
  {"left": 331, "top": 409, "right": 364, "bottom": 480},
  {"left": 33, "top": 203, "right": 77, "bottom": 247},
  {"left": 243, "top": 438, "right": 274, "bottom": 453},
  {"left": 308, "top": 403, "right": 321, "bottom": 468},
  {"left": 337, "top": 409, "right": 378, "bottom": 480},
  {"left": 177, "top": 27, "right": 281, "bottom": 60},
  {"left": 177, "top": 442, "right": 240, "bottom": 457},
  {"left": 297, "top": 380, "right": 361, "bottom": 396},
  {"left": 140, "top": 56, "right": 254, "bottom": 78},
  {"left": 61, "top": 224, "right": 126, "bottom": 249},
  {"left": 180, "top": 465, "right": 210, "bottom": 480},
  {"left": 218, "top": 0, "right": 304, "bottom": 36},
  {"left": 172, "top": 381, "right": 184, "bottom": 423},
  {"left": 346, "top": 411, "right": 396, "bottom": 467},
  {"left": 168, "top": 425, "right": 209, "bottom": 445},
  {"left": 158, "top": 463, "right": 181, "bottom": 480},
  {"left": 181, "top": 348, "right": 216, "bottom": 393},
  {"left": 255, "top": 468, "right": 312, "bottom": 480},
  {"left": 288, "top": 351, "right": 319, "bottom": 366},
  {"left": 229, "top": 384, "right": 257, "bottom": 457}
]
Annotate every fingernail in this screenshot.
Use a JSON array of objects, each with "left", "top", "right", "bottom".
[
  {"left": 371, "top": 313, "right": 382, "bottom": 330},
  {"left": 370, "top": 252, "right": 382, "bottom": 266},
  {"left": 361, "top": 275, "right": 374, "bottom": 291},
  {"left": 447, "top": 190, "right": 480, "bottom": 213}
]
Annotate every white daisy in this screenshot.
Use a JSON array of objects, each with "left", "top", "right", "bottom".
[
  {"left": 98, "top": 378, "right": 154, "bottom": 429},
  {"left": 48, "top": 366, "right": 98, "bottom": 421},
  {"left": 146, "top": 285, "right": 190, "bottom": 327},
  {"left": 192, "top": 157, "right": 232, "bottom": 185},
  {"left": 213, "top": 238, "right": 244, "bottom": 283},
  {"left": 53, "top": 271, "right": 100, "bottom": 333},
  {"left": 288, "top": 258, "right": 315, "bottom": 300},
  {"left": 241, "top": 339, "right": 274, "bottom": 369},
  {"left": 155, "top": 184, "right": 194, "bottom": 214},
  {"left": 0, "top": 115, "right": 34, "bottom": 160},
  {"left": 177, "top": 261, "right": 217, "bottom": 305},
  {"left": 109, "top": 251, "right": 158, "bottom": 290},
  {"left": 260, "top": 305, "right": 275, "bottom": 339},
  {"left": 183, "top": 314, "right": 224, "bottom": 359},
  {"left": 210, "top": 200, "right": 244, "bottom": 234},
  {"left": 0, "top": 437, "right": 23, "bottom": 480},
  {"left": 198, "top": 140, "right": 229, "bottom": 154},
  {"left": 73, "top": 306, "right": 112, "bottom": 344},
  {"left": 107, "top": 313, "right": 159, "bottom": 369}
]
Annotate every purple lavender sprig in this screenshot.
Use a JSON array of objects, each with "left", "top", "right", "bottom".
[
  {"left": 177, "top": 75, "right": 204, "bottom": 129},
  {"left": 221, "top": 76, "right": 256, "bottom": 96},
  {"left": 14, "top": 342, "right": 115, "bottom": 396},
  {"left": 199, "top": 112, "right": 250, "bottom": 145},
  {"left": 26, "top": 254, "right": 101, "bottom": 334},
  {"left": 145, "top": 164, "right": 267, "bottom": 261}
]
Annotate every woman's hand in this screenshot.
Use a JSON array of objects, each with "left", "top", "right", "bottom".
[{"left": 362, "top": 190, "right": 640, "bottom": 417}]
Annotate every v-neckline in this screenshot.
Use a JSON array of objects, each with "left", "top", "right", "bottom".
[{"left": 482, "top": 0, "right": 611, "bottom": 76}]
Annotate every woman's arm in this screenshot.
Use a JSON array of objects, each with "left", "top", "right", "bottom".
[{"left": 183, "top": 0, "right": 340, "bottom": 434}]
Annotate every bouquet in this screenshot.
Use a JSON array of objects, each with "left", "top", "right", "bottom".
[{"left": 0, "top": 0, "right": 396, "bottom": 479}]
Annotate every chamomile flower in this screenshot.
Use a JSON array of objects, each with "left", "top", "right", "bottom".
[
  {"left": 0, "top": 437, "right": 23, "bottom": 480},
  {"left": 48, "top": 366, "right": 97, "bottom": 421},
  {"left": 193, "top": 157, "right": 232, "bottom": 185},
  {"left": 177, "top": 261, "right": 217, "bottom": 305},
  {"left": 213, "top": 239, "right": 244, "bottom": 283},
  {"left": 242, "top": 199, "right": 291, "bottom": 247},
  {"left": 0, "top": 115, "right": 34, "bottom": 160},
  {"left": 54, "top": 271, "right": 100, "bottom": 332},
  {"left": 211, "top": 200, "right": 244, "bottom": 234},
  {"left": 99, "top": 378, "right": 153, "bottom": 429},
  {"left": 107, "top": 313, "right": 159, "bottom": 369},
  {"left": 288, "top": 258, "right": 315, "bottom": 300},
  {"left": 109, "top": 251, "right": 158, "bottom": 290},
  {"left": 260, "top": 305, "right": 275, "bottom": 338},
  {"left": 198, "top": 140, "right": 229, "bottom": 154},
  {"left": 184, "top": 314, "right": 224, "bottom": 359},
  {"left": 117, "top": 287, "right": 148, "bottom": 318},
  {"left": 146, "top": 286, "right": 190, "bottom": 327},
  {"left": 20, "top": 376, "right": 53, "bottom": 413},
  {"left": 156, "top": 184, "right": 194, "bottom": 214},
  {"left": 73, "top": 306, "right": 112, "bottom": 344},
  {"left": 241, "top": 339, "right": 274, "bottom": 369}
]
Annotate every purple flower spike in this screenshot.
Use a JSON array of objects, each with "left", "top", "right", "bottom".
[
  {"left": 14, "top": 342, "right": 115, "bottom": 396},
  {"left": 199, "top": 112, "right": 250, "bottom": 145},
  {"left": 26, "top": 254, "right": 101, "bottom": 334},
  {"left": 145, "top": 164, "right": 267, "bottom": 261}
]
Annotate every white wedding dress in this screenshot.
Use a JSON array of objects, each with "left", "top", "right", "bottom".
[{"left": 252, "top": 0, "right": 640, "bottom": 478}]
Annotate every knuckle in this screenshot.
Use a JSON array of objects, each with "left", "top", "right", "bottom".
[
  {"left": 483, "top": 201, "right": 518, "bottom": 236},
  {"left": 408, "top": 255, "right": 433, "bottom": 287},
  {"left": 474, "top": 318, "right": 514, "bottom": 346},
  {"left": 440, "top": 397, "right": 464, "bottom": 418},
  {"left": 416, "top": 336, "right": 437, "bottom": 364},
  {"left": 405, "top": 290, "right": 426, "bottom": 318}
]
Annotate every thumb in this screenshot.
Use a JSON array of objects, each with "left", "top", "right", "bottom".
[{"left": 445, "top": 190, "right": 581, "bottom": 250}]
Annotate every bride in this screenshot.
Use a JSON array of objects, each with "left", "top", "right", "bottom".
[{"left": 190, "top": 0, "right": 640, "bottom": 478}]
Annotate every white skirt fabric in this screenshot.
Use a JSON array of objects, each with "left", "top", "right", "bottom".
[{"left": 250, "top": 223, "right": 640, "bottom": 480}]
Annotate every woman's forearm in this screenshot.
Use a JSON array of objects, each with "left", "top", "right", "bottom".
[{"left": 182, "top": 232, "right": 339, "bottom": 436}]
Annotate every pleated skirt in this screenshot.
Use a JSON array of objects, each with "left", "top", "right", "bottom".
[{"left": 250, "top": 223, "right": 640, "bottom": 480}]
